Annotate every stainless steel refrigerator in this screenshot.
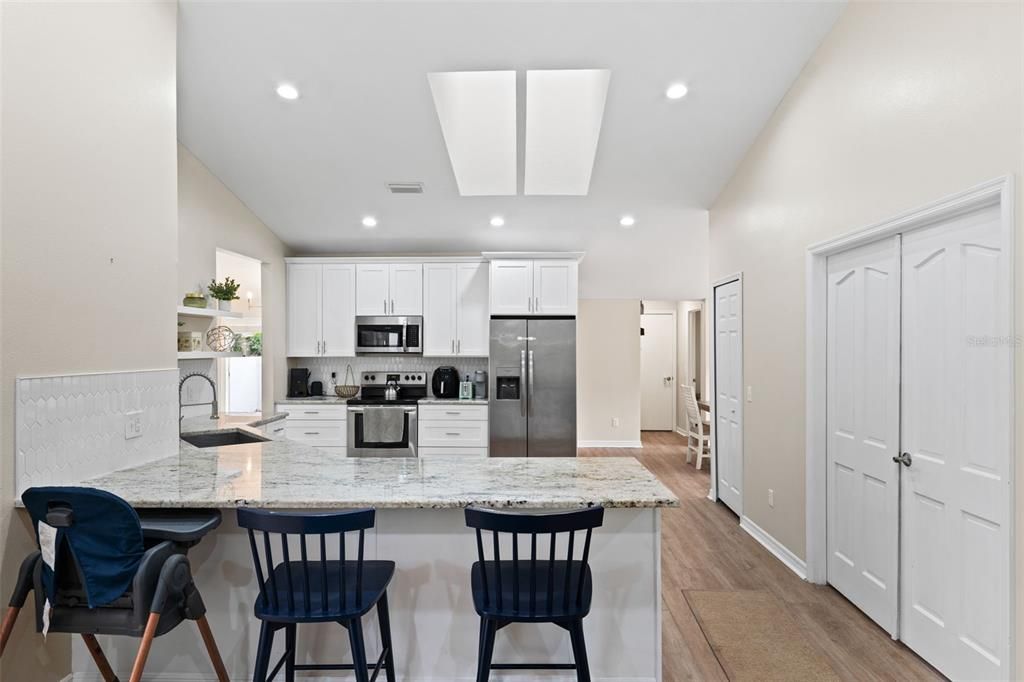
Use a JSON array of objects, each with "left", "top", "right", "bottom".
[{"left": 489, "top": 318, "right": 576, "bottom": 457}]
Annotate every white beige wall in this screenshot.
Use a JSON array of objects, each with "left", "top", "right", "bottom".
[
  {"left": 708, "top": 0, "right": 1022, "bottom": 580},
  {"left": 0, "top": 2, "right": 179, "bottom": 678},
  {"left": 178, "top": 145, "right": 290, "bottom": 412},
  {"left": 577, "top": 299, "right": 642, "bottom": 446}
]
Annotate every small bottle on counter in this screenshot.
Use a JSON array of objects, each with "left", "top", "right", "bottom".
[{"left": 459, "top": 373, "right": 474, "bottom": 400}]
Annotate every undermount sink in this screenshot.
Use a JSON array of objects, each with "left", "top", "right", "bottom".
[{"left": 181, "top": 429, "right": 269, "bottom": 449}]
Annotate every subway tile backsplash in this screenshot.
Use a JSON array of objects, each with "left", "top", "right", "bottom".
[
  {"left": 15, "top": 368, "right": 179, "bottom": 496},
  {"left": 290, "top": 356, "right": 488, "bottom": 387}
]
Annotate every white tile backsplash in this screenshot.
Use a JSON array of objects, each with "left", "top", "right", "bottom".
[
  {"left": 290, "top": 356, "right": 488, "bottom": 389},
  {"left": 15, "top": 368, "right": 180, "bottom": 496}
]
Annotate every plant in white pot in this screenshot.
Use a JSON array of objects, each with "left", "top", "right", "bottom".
[{"left": 208, "top": 277, "right": 241, "bottom": 312}]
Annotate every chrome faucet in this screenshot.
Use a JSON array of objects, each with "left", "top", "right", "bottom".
[{"left": 179, "top": 372, "right": 219, "bottom": 425}]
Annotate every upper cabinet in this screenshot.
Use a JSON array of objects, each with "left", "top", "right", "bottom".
[
  {"left": 356, "top": 263, "right": 423, "bottom": 316},
  {"left": 287, "top": 263, "right": 356, "bottom": 357},
  {"left": 488, "top": 258, "right": 578, "bottom": 316},
  {"left": 423, "top": 263, "right": 489, "bottom": 356}
]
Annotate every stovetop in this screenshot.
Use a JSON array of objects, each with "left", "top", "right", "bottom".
[{"left": 346, "top": 370, "right": 427, "bottom": 407}]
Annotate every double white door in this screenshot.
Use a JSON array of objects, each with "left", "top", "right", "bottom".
[
  {"left": 714, "top": 279, "right": 743, "bottom": 515},
  {"left": 826, "top": 204, "right": 1010, "bottom": 680}
]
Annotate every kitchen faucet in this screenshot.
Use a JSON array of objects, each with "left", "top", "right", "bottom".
[{"left": 179, "top": 372, "right": 219, "bottom": 427}]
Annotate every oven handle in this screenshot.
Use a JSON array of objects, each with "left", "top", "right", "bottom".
[{"left": 347, "top": 406, "right": 417, "bottom": 414}]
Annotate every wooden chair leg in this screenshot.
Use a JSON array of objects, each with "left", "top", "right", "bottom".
[
  {"left": 0, "top": 606, "right": 20, "bottom": 657},
  {"left": 128, "top": 612, "right": 160, "bottom": 682},
  {"left": 82, "top": 634, "right": 119, "bottom": 682},
  {"left": 195, "top": 615, "right": 230, "bottom": 682},
  {"left": 347, "top": 617, "right": 369, "bottom": 682},
  {"left": 569, "top": 619, "right": 591, "bottom": 682},
  {"left": 476, "top": 618, "right": 497, "bottom": 682},
  {"left": 376, "top": 593, "right": 397, "bottom": 682},
  {"left": 252, "top": 621, "right": 275, "bottom": 682}
]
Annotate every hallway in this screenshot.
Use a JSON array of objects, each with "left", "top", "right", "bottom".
[{"left": 579, "top": 432, "right": 943, "bottom": 681}]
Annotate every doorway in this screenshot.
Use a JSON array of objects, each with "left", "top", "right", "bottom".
[
  {"left": 808, "top": 177, "right": 1015, "bottom": 681},
  {"left": 640, "top": 308, "right": 676, "bottom": 431},
  {"left": 215, "top": 248, "right": 263, "bottom": 415}
]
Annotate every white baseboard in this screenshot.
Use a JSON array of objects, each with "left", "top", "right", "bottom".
[
  {"left": 739, "top": 515, "right": 808, "bottom": 580},
  {"left": 674, "top": 426, "right": 689, "bottom": 438},
  {"left": 577, "top": 440, "right": 643, "bottom": 449}
]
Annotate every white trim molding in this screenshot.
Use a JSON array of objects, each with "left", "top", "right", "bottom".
[
  {"left": 740, "top": 515, "right": 808, "bottom": 580},
  {"left": 805, "top": 175, "right": 1015, "bottom": 590},
  {"left": 577, "top": 440, "right": 643, "bottom": 449}
]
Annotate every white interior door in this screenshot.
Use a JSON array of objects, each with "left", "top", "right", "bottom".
[
  {"left": 825, "top": 237, "right": 900, "bottom": 635},
  {"left": 640, "top": 313, "right": 676, "bottom": 431},
  {"left": 899, "top": 203, "right": 1011, "bottom": 681},
  {"left": 714, "top": 279, "right": 743, "bottom": 515}
]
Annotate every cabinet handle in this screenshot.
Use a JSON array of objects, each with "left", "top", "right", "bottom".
[
  {"left": 535, "top": 297, "right": 540, "bottom": 312},
  {"left": 322, "top": 340, "right": 327, "bottom": 355},
  {"left": 445, "top": 411, "right": 461, "bottom": 415},
  {"left": 457, "top": 339, "right": 461, "bottom": 353},
  {"left": 528, "top": 297, "right": 533, "bottom": 313},
  {"left": 445, "top": 432, "right": 461, "bottom": 436},
  {"left": 304, "top": 431, "right": 321, "bottom": 436},
  {"left": 303, "top": 411, "right": 320, "bottom": 415},
  {"left": 451, "top": 339, "right": 455, "bottom": 354},
  {"left": 390, "top": 299, "right": 395, "bottom": 314},
  {"left": 384, "top": 298, "right": 388, "bottom": 314},
  {"left": 273, "top": 427, "right": 284, "bottom": 433}
]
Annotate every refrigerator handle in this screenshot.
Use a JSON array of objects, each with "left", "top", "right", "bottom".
[
  {"left": 528, "top": 349, "right": 535, "bottom": 416},
  {"left": 520, "top": 349, "right": 528, "bottom": 417}
]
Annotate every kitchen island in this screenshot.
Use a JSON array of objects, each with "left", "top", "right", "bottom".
[{"left": 69, "top": 418, "right": 678, "bottom": 681}]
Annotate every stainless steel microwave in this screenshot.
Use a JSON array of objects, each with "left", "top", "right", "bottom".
[{"left": 355, "top": 316, "right": 423, "bottom": 355}]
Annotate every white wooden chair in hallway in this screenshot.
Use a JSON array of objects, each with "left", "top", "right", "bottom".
[{"left": 682, "top": 385, "right": 710, "bottom": 470}]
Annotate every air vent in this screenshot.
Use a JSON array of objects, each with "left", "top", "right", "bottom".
[{"left": 387, "top": 182, "right": 424, "bottom": 194}]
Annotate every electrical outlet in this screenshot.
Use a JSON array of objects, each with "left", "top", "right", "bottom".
[
  {"left": 768, "top": 488, "right": 774, "bottom": 508},
  {"left": 125, "top": 410, "right": 143, "bottom": 440},
  {"left": 746, "top": 385, "right": 753, "bottom": 402},
  {"left": 612, "top": 417, "right": 620, "bottom": 428}
]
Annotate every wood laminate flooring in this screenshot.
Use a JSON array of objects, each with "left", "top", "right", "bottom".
[{"left": 578, "top": 431, "right": 943, "bottom": 681}]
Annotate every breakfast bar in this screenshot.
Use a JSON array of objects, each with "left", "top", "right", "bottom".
[{"left": 68, "top": 419, "right": 678, "bottom": 681}]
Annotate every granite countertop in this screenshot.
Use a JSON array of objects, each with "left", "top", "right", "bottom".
[
  {"left": 418, "top": 398, "right": 488, "bottom": 406},
  {"left": 79, "top": 417, "right": 678, "bottom": 510}
]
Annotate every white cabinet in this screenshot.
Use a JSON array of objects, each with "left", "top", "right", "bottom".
[
  {"left": 417, "top": 403, "right": 488, "bottom": 457},
  {"left": 488, "top": 259, "right": 578, "bottom": 316},
  {"left": 423, "top": 262, "right": 489, "bottom": 356},
  {"left": 274, "top": 403, "right": 347, "bottom": 453},
  {"left": 287, "top": 263, "right": 355, "bottom": 357},
  {"left": 356, "top": 263, "right": 423, "bottom": 316}
]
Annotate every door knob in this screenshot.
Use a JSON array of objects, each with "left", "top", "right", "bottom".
[
  {"left": 893, "top": 452, "right": 912, "bottom": 467},
  {"left": 664, "top": 376, "right": 673, "bottom": 382}
]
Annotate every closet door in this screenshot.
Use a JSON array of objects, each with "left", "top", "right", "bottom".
[
  {"left": 899, "top": 203, "right": 1010, "bottom": 681},
  {"left": 713, "top": 278, "right": 743, "bottom": 515},
  {"left": 825, "top": 237, "right": 900, "bottom": 635}
]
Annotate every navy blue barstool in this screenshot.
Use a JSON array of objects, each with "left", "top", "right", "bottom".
[
  {"left": 237, "top": 508, "right": 396, "bottom": 682},
  {"left": 465, "top": 505, "right": 605, "bottom": 682}
]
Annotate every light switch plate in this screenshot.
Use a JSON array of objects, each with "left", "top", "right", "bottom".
[{"left": 125, "top": 410, "right": 143, "bottom": 440}]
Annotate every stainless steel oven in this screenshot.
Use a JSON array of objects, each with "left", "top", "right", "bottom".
[
  {"left": 346, "top": 405, "right": 418, "bottom": 457},
  {"left": 355, "top": 316, "right": 423, "bottom": 355}
]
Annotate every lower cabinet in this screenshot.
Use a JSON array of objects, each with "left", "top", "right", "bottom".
[
  {"left": 274, "top": 403, "right": 347, "bottom": 453},
  {"left": 417, "top": 403, "right": 488, "bottom": 457}
]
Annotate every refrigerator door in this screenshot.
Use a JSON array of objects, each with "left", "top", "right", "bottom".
[
  {"left": 526, "top": 318, "right": 577, "bottom": 457},
  {"left": 489, "top": 319, "right": 528, "bottom": 457}
]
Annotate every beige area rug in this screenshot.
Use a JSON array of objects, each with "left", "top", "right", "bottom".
[{"left": 685, "top": 590, "right": 841, "bottom": 682}]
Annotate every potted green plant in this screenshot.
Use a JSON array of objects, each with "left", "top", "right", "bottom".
[{"left": 208, "top": 277, "right": 241, "bottom": 312}]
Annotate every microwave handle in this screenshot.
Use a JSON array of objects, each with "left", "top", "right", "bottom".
[{"left": 402, "top": 320, "right": 408, "bottom": 352}]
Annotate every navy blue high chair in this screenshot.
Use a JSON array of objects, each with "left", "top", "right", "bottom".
[
  {"left": 465, "top": 505, "right": 605, "bottom": 682},
  {"left": 0, "top": 487, "right": 228, "bottom": 682},
  {"left": 236, "top": 507, "right": 396, "bottom": 682}
]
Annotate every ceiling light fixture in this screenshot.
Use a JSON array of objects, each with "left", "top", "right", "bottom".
[
  {"left": 665, "top": 82, "right": 689, "bottom": 100},
  {"left": 490, "top": 216, "right": 505, "bottom": 227},
  {"left": 361, "top": 216, "right": 378, "bottom": 228},
  {"left": 619, "top": 215, "right": 636, "bottom": 228},
  {"left": 276, "top": 83, "right": 300, "bottom": 100}
]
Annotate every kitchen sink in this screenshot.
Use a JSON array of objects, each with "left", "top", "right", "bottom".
[{"left": 181, "top": 429, "right": 269, "bottom": 449}]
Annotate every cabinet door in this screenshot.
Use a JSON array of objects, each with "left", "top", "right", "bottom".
[
  {"left": 489, "top": 260, "right": 533, "bottom": 315},
  {"left": 286, "top": 263, "right": 322, "bottom": 356},
  {"left": 390, "top": 263, "right": 423, "bottom": 315},
  {"left": 456, "top": 262, "right": 489, "bottom": 356},
  {"left": 321, "top": 264, "right": 356, "bottom": 356},
  {"left": 534, "top": 260, "right": 578, "bottom": 315},
  {"left": 423, "top": 264, "right": 457, "bottom": 355},
  {"left": 356, "top": 264, "right": 389, "bottom": 316}
]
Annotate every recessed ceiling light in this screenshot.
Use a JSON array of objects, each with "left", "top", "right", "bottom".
[
  {"left": 490, "top": 216, "right": 505, "bottom": 227},
  {"left": 619, "top": 215, "right": 636, "bottom": 228},
  {"left": 361, "top": 216, "right": 378, "bottom": 228},
  {"left": 665, "top": 82, "right": 689, "bottom": 100},
  {"left": 276, "top": 83, "right": 299, "bottom": 100}
]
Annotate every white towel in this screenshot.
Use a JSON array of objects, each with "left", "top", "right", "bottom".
[{"left": 363, "top": 407, "right": 405, "bottom": 444}]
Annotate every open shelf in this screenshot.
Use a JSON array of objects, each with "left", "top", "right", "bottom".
[
  {"left": 177, "top": 351, "right": 243, "bottom": 360},
  {"left": 177, "top": 306, "right": 243, "bottom": 319}
]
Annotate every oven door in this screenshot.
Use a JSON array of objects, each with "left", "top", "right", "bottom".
[
  {"left": 355, "top": 316, "right": 423, "bottom": 355},
  {"left": 346, "top": 406, "right": 418, "bottom": 457}
]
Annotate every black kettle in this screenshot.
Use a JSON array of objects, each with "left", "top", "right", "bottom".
[{"left": 431, "top": 366, "right": 459, "bottom": 399}]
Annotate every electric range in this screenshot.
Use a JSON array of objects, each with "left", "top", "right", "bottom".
[{"left": 346, "top": 372, "right": 427, "bottom": 456}]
